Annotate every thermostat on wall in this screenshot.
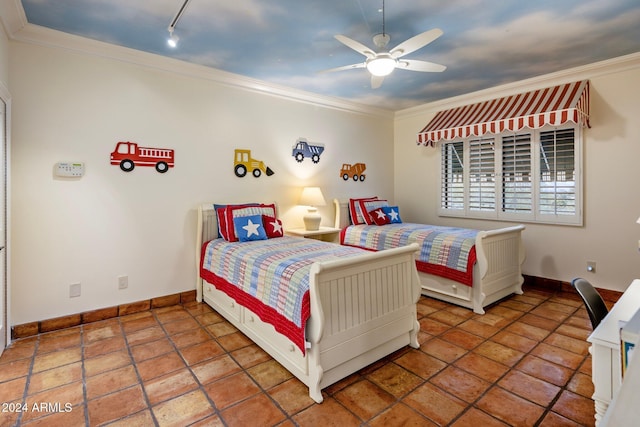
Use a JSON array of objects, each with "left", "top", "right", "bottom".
[{"left": 55, "top": 162, "right": 85, "bottom": 177}]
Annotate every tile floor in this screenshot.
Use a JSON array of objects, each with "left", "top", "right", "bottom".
[{"left": 0, "top": 284, "right": 606, "bottom": 426}]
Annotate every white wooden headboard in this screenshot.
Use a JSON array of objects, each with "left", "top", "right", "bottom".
[{"left": 333, "top": 199, "right": 352, "bottom": 229}]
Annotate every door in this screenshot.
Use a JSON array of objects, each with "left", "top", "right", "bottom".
[{"left": 0, "top": 98, "right": 6, "bottom": 354}]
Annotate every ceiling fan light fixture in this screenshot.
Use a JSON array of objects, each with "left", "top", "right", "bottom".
[{"left": 366, "top": 55, "right": 396, "bottom": 77}]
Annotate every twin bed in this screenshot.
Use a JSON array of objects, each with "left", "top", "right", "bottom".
[{"left": 195, "top": 199, "right": 525, "bottom": 402}]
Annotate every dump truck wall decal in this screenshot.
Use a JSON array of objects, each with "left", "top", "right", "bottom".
[{"left": 292, "top": 138, "right": 324, "bottom": 164}]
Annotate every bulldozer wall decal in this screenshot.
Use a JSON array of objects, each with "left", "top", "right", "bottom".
[{"left": 233, "top": 149, "right": 274, "bottom": 178}]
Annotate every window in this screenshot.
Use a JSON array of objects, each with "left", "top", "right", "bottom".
[{"left": 439, "top": 125, "right": 582, "bottom": 225}]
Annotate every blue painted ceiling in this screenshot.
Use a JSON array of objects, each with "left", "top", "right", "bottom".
[{"left": 20, "top": 0, "right": 640, "bottom": 110}]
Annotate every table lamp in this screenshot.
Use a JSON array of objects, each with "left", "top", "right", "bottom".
[{"left": 299, "top": 187, "right": 326, "bottom": 231}]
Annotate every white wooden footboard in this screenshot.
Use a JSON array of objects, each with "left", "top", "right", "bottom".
[
  {"left": 196, "top": 203, "right": 421, "bottom": 403},
  {"left": 333, "top": 199, "right": 525, "bottom": 314}
]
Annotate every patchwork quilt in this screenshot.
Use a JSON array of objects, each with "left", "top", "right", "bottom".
[
  {"left": 200, "top": 236, "right": 366, "bottom": 353},
  {"left": 340, "top": 223, "right": 478, "bottom": 286}
]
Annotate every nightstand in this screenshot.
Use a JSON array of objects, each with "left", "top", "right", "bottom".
[{"left": 285, "top": 226, "right": 341, "bottom": 243}]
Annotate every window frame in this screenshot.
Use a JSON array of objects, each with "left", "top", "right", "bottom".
[{"left": 438, "top": 124, "right": 583, "bottom": 226}]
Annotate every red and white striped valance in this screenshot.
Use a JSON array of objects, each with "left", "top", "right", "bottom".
[{"left": 417, "top": 80, "right": 590, "bottom": 146}]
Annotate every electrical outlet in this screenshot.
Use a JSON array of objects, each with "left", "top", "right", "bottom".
[
  {"left": 70, "top": 283, "right": 81, "bottom": 298},
  {"left": 587, "top": 261, "right": 596, "bottom": 273},
  {"left": 118, "top": 275, "right": 128, "bottom": 290}
]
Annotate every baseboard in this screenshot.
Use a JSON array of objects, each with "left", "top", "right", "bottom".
[
  {"left": 523, "top": 274, "right": 623, "bottom": 304},
  {"left": 11, "top": 290, "right": 197, "bottom": 340}
]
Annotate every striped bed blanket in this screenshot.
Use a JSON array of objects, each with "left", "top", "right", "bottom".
[
  {"left": 340, "top": 223, "right": 478, "bottom": 286},
  {"left": 200, "top": 236, "right": 366, "bottom": 354}
]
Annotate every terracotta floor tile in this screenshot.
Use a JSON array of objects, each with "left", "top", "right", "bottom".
[
  {"left": 498, "top": 370, "right": 561, "bottom": 406},
  {"left": 457, "top": 318, "right": 500, "bottom": 338},
  {"left": 216, "top": 331, "right": 252, "bottom": 351},
  {"left": 540, "top": 301, "right": 577, "bottom": 315},
  {"left": 0, "top": 376, "right": 27, "bottom": 403},
  {"left": 32, "top": 348, "right": 82, "bottom": 373},
  {"left": 0, "top": 339, "right": 37, "bottom": 364},
  {"left": 203, "top": 371, "right": 261, "bottom": 410},
  {"left": 393, "top": 348, "right": 447, "bottom": 380},
  {"left": 136, "top": 351, "right": 185, "bottom": 382},
  {"left": 551, "top": 389, "right": 597, "bottom": 426},
  {"left": 454, "top": 352, "right": 509, "bottom": 383},
  {"left": 152, "top": 389, "right": 214, "bottom": 427},
  {"left": 538, "top": 410, "right": 587, "bottom": 427},
  {"left": 246, "top": 359, "right": 293, "bottom": 390},
  {"left": 418, "top": 317, "right": 451, "bottom": 335},
  {"left": 369, "top": 402, "right": 437, "bottom": 427},
  {"left": 293, "top": 397, "right": 361, "bottom": 427},
  {"left": 505, "top": 320, "right": 551, "bottom": 341},
  {"left": 366, "top": 363, "right": 424, "bottom": 398},
  {"left": 555, "top": 323, "right": 591, "bottom": 341},
  {"left": 531, "top": 342, "right": 585, "bottom": 369},
  {"left": 440, "top": 329, "right": 485, "bottom": 350},
  {"left": 516, "top": 354, "right": 573, "bottom": 386},
  {"left": 519, "top": 313, "right": 561, "bottom": 331},
  {"left": 268, "top": 378, "right": 315, "bottom": 415},
  {"left": 82, "top": 320, "right": 121, "bottom": 343},
  {"left": 87, "top": 385, "right": 147, "bottom": 425},
  {"left": 21, "top": 382, "right": 84, "bottom": 424},
  {"left": 0, "top": 358, "right": 31, "bottom": 382},
  {"left": 403, "top": 382, "right": 466, "bottom": 425},
  {"left": 512, "top": 293, "right": 547, "bottom": 306},
  {"left": 83, "top": 335, "right": 126, "bottom": 358},
  {"left": 543, "top": 332, "right": 590, "bottom": 355},
  {"left": 529, "top": 305, "right": 570, "bottom": 322},
  {"left": 230, "top": 343, "right": 271, "bottom": 369},
  {"left": 144, "top": 368, "right": 199, "bottom": 405},
  {"left": 567, "top": 371, "right": 595, "bottom": 398},
  {"left": 37, "top": 331, "right": 81, "bottom": 354},
  {"left": 472, "top": 312, "right": 511, "bottom": 328},
  {"left": 334, "top": 379, "right": 396, "bottom": 421},
  {"left": 130, "top": 337, "right": 174, "bottom": 363},
  {"left": 221, "top": 393, "right": 286, "bottom": 426},
  {"left": 428, "top": 310, "right": 468, "bottom": 327},
  {"left": 179, "top": 340, "right": 225, "bottom": 366},
  {"left": 430, "top": 365, "right": 491, "bottom": 403},
  {"left": 485, "top": 305, "right": 523, "bottom": 320},
  {"left": 474, "top": 341, "right": 525, "bottom": 367},
  {"left": 499, "top": 298, "right": 535, "bottom": 313},
  {"left": 450, "top": 407, "right": 510, "bottom": 426},
  {"left": 19, "top": 404, "right": 85, "bottom": 427},
  {"left": 205, "top": 321, "right": 238, "bottom": 338},
  {"left": 27, "top": 361, "right": 82, "bottom": 395},
  {"left": 84, "top": 349, "right": 131, "bottom": 377},
  {"left": 85, "top": 364, "right": 139, "bottom": 400},
  {"left": 120, "top": 314, "right": 158, "bottom": 333},
  {"left": 192, "top": 354, "right": 242, "bottom": 385},
  {"left": 490, "top": 330, "right": 538, "bottom": 353},
  {"left": 154, "top": 306, "right": 192, "bottom": 324},
  {"left": 102, "top": 409, "right": 156, "bottom": 427},
  {"left": 162, "top": 317, "right": 201, "bottom": 335},
  {"left": 169, "top": 328, "right": 212, "bottom": 349},
  {"left": 421, "top": 337, "right": 467, "bottom": 363},
  {"left": 194, "top": 311, "right": 224, "bottom": 326},
  {"left": 125, "top": 325, "right": 166, "bottom": 346},
  {"left": 476, "top": 386, "right": 545, "bottom": 426}
]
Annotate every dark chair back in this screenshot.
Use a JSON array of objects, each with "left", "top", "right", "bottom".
[{"left": 571, "top": 278, "right": 609, "bottom": 329}]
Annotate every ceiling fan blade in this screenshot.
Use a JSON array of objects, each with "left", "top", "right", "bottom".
[
  {"left": 390, "top": 28, "right": 443, "bottom": 58},
  {"left": 371, "top": 75, "right": 385, "bottom": 89},
  {"left": 398, "top": 59, "right": 446, "bottom": 72},
  {"left": 319, "top": 63, "right": 366, "bottom": 73},
  {"left": 334, "top": 35, "right": 376, "bottom": 58}
]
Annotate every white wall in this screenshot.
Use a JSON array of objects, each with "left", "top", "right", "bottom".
[
  {"left": 9, "top": 41, "right": 394, "bottom": 324},
  {"left": 395, "top": 59, "right": 640, "bottom": 292}
]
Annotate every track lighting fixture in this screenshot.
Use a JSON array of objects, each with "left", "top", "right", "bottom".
[{"left": 166, "top": 0, "right": 192, "bottom": 48}]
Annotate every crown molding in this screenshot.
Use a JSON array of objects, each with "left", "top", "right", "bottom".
[
  {"left": 1, "top": 7, "right": 393, "bottom": 119},
  {"left": 396, "top": 51, "right": 640, "bottom": 120}
]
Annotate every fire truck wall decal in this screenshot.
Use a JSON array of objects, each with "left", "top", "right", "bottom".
[
  {"left": 233, "top": 149, "right": 274, "bottom": 178},
  {"left": 340, "top": 163, "right": 366, "bottom": 182},
  {"left": 292, "top": 138, "right": 324, "bottom": 164},
  {"left": 110, "top": 141, "right": 175, "bottom": 173}
]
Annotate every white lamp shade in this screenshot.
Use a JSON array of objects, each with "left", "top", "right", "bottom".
[{"left": 299, "top": 187, "right": 326, "bottom": 207}]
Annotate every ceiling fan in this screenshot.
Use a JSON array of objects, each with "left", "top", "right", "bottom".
[{"left": 323, "top": 1, "right": 446, "bottom": 89}]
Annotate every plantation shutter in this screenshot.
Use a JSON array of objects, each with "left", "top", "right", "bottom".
[
  {"left": 539, "top": 129, "right": 576, "bottom": 215},
  {"left": 469, "top": 137, "right": 495, "bottom": 211},
  {"left": 502, "top": 133, "right": 532, "bottom": 213}
]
